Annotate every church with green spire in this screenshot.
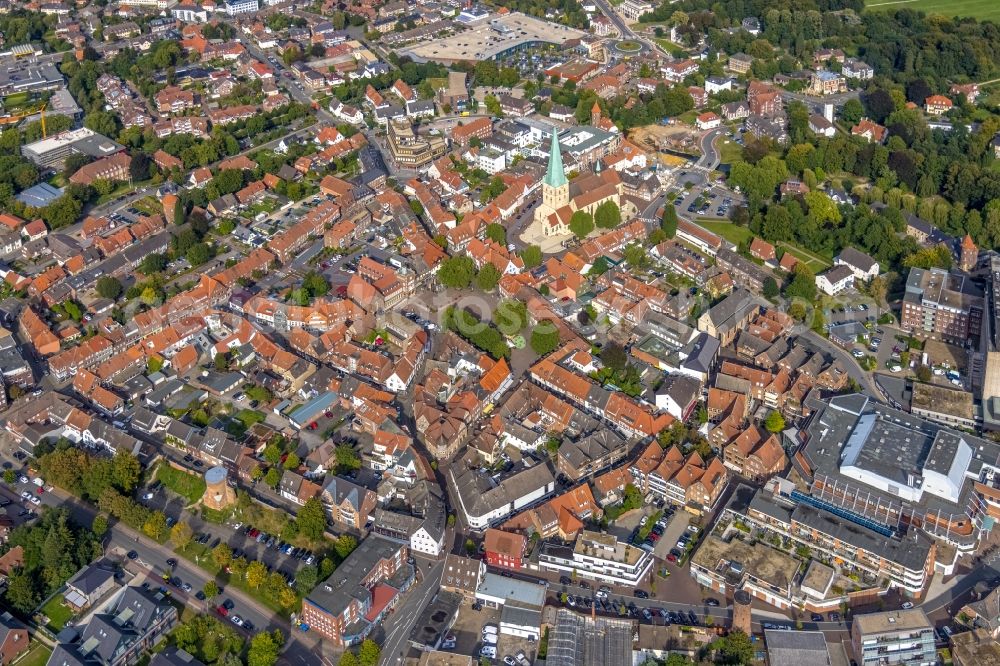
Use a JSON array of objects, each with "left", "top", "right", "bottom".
[
  {"left": 534, "top": 128, "right": 570, "bottom": 228},
  {"left": 532, "top": 126, "right": 624, "bottom": 238}
]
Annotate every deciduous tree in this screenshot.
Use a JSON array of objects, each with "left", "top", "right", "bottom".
[{"left": 569, "top": 210, "right": 594, "bottom": 238}]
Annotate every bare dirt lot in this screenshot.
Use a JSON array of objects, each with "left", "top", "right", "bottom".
[{"left": 630, "top": 124, "right": 700, "bottom": 158}]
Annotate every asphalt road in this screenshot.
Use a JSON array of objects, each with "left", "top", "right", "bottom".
[
  {"left": 800, "top": 326, "right": 883, "bottom": 399},
  {"left": 517, "top": 570, "right": 853, "bottom": 633},
  {"left": 7, "top": 480, "right": 286, "bottom": 642},
  {"left": 592, "top": 0, "right": 636, "bottom": 39},
  {"left": 697, "top": 128, "right": 727, "bottom": 172},
  {"left": 376, "top": 557, "right": 446, "bottom": 665}
]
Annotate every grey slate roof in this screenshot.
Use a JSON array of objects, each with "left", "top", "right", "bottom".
[
  {"left": 67, "top": 564, "right": 115, "bottom": 596},
  {"left": 765, "top": 629, "right": 832, "bottom": 666},
  {"left": 305, "top": 536, "right": 404, "bottom": 616}
]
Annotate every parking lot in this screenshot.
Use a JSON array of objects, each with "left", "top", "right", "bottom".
[
  {"left": 654, "top": 510, "right": 691, "bottom": 562},
  {"left": 445, "top": 603, "right": 501, "bottom": 661},
  {"left": 136, "top": 471, "right": 314, "bottom": 580},
  {"left": 495, "top": 632, "right": 536, "bottom": 666},
  {"left": 672, "top": 182, "right": 734, "bottom": 219}
]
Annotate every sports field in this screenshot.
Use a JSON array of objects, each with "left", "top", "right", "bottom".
[{"left": 866, "top": 0, "right": 1000, "bottom": 23}]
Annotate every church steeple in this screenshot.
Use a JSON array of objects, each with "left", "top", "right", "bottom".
[{"left": 543, "top": 128, "right": 567, "bottom": 189}]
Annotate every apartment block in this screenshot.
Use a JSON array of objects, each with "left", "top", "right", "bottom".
[
  {"left": 539, "top": 530, "right": 654, "bottom": 587},
  {"left": 901, "top": 267, "right": 984, "bottom": 345},
  {"left": 850, "top": 610, "right": 936, "bottom": 666},
  {"left": 301, "top": 537, "right": 412, "bottom": 646}
]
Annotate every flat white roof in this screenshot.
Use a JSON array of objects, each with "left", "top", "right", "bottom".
[
  {"left": 24, "top": 127, "right": 96, "bottom": 153},
  {"left": 402, "top": 12, "right": 586, "bottom": 62}
]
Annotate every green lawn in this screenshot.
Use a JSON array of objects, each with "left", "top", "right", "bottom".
[
  {"left": 695, "top": 218, "right": 753, "bottom": 246},
  {"left": 154, "top": 462, "right": 207, "bottom": 505},
  {"left": 3, "top": 93, "right": 31, "bottom": 108},
  {"left": 717, "top": 137, "right": 744, "bottom": 165},
  {"left": 39, "top": 596, "right": 74, "bottom": 631},
  {"left": 777, "top": 242, "right": 832, "bottom": 271},
  {"left": 866, "top": 0, "right": 1000, "bottom": 22},
  {"left": 132, "top": 196, "right": 162, "bottom": 216},
  {"left": 16, "top": 643, "right": 52, "bottom": 666},
  {"left": 652, "top": 38, "right": 687, "bottom": 58},
  {"left": 693, "top": 219, "right": 831, "bottom": 271}
]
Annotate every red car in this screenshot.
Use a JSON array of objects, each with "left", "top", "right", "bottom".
[
  {"left": 217, "top": 606, "right": 229, "bottom": 617},
  {"left": 666, "top": 553, "right": 678, "bottom": 563},
  {"left": 324, "top": 411, "right": 333, "bottom": 418},
  {"left": 248, "top": 528, "right": 260, "bottom": 538},
  {"left": 308, "top": 422, "right": 318, "bottom": 430}
]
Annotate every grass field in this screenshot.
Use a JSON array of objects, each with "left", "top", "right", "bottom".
[
  {"left": 866, "top": 0, "right": 1000, "bottom": 23},
  {"left": 652, "top": 38, "right": 687, "bottom": 58},
  {"left": 16, "top": 643, "right": 52, "bottom": 666},
  {"left": 696, "top": 218, "right": 752, "bottom": 246},
  {"left": 154, "top": 462, "right": 207, "bottom": 505},
  {"left": 717, "top": 137, "right": 743, "bottom": 165},
  {"left": 693, "top": 219, "right": 831, "bottom": 271},
  {"left": 777, "top": 242, "right": 832, "bottom": 271}
]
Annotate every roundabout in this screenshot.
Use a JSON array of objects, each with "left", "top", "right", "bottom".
[{"left": 612, "top": 39, "right": 647, "bottom": 56}]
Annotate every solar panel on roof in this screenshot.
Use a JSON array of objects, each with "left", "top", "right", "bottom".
[{"left": 789, "top": 490, "right": 895, "bottom": 537}]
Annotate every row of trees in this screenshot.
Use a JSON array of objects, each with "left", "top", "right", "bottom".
[
  {"left": 2, "top": 508, "right": 103, "bottom": 614},
  {"left": 568, "top": 201, "right": 622, "bottom": 238}
]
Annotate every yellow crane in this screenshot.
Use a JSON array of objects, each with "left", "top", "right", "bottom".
[{"left": 0, "top": 101, "right": 46, "bottom": 130}]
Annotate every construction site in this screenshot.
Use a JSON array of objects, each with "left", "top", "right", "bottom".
[{"left": 629, "top": 123, "right": 701, "bottom": 163}]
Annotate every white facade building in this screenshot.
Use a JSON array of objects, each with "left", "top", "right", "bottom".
[
  {"left": 224, "top": 0, "right": 259, "bottom": 15},
  {"left": 815, "top": 265, "right": 855, "bottom": 296},
  {"left": 410, "top": 524, "right": 446, "bottom": 557},
  {"left": 538, "top": 531, "right": 654, "bottom": 586}
]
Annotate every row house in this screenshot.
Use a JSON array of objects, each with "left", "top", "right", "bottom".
[
  {"left": 154, "top": 116, "right": 209, "bottom": 138},
  {"left": 48, "top": 335, "right": 114, "bottom": 380},
  {"left": 207, "top": 105, "right": 257, "bottom": 126},
  {"left": 630, "top": 441, "right": 729, "bottom": 514},
  {"left": 721, "top": 424, "right": 787, "bottom": 481},
  {"left": 483, "top": 528, "right": 527, "bottom": 571},
  {"left": 466, "top": 238, "right": 524, "bottom": 275},
  {"left": 555, "top": 429, "right": 628, "bottom": 482},
  {"left": 18, "top": 306, "right": 60, "bottom": 356},
  {"left": 269, "top": 202, "right": 338, "bottom": 263},
  {"left": 278, "top": 470, "right": 322, "bottom": 506},
  {"left": 72, "top": 369, "right": 125, "bottom": 417},
  {"left": 529, "top": 344, "right": 672, "bottom": 439},
  {"left": 502, "top": 483, "right": 602, "bottom": 542}
]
